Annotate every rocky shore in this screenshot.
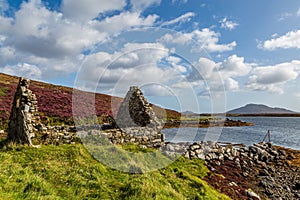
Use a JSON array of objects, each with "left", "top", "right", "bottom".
[{"left": 163, "top": 141, "right": 300, "bottom": 200}]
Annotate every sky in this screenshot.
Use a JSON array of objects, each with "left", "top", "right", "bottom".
[{"left": 0, "top": 0, "right": 300, "bottom": 113}]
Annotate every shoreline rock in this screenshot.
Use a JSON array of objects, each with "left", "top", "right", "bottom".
[
  {"left": 163, "top": 118, "right": 253, "bottom": 129},
  {"left": 180, "top": 141, "right": 300, "bottom": 200}
]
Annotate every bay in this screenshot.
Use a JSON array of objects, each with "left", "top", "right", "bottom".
[{"left": 162, "top": 117, "right": 300, "bottom": 150}]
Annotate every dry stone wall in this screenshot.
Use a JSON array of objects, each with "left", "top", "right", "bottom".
[
  {"left": 112, "top": 86, "right": 164, "bottom": 147},
  {"left": 116, "top": 86, "right": 162, "bottom": 130},
  {"left": 7, "top": 77, "right": 77, "bottom": 145},
  {"left": 8, "top": 78, "right": 41, "bottom": 145}
]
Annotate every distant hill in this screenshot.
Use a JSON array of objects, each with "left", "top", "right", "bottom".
[
  {"left": 182, "top": 111, "right": 199, "bottom": 115},
  {"left": 227, "top": 104, "right": 297, "bottom": 115}
]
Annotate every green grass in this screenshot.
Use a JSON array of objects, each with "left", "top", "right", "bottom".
[
  {"left": 0, "top": 87, "right": 9, "bottom": 96},
  {"left": 0, "top": 142, "right": 230, "bottom": 200}
]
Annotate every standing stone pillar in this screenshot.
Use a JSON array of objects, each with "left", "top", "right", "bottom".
[{"left": 8, "top": 77, "right": 40, "bottom": 145}]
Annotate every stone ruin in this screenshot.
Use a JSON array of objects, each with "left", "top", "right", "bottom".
[
  {"left": 116, "top": 86, "right": 162, "bottom": 130},
  {"left": 97, "top": 86, "right": 165, "bottom": 147},
  {"left": 7, "top": 77, "right": 77, "bottom": 145},
  {"left": 8, "top": 77, "right": 41, "bottom": 145}
]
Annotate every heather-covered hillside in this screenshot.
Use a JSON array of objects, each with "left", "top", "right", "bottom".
[{"left": 0, "top": 73, "right": 180, "bottom": 129}]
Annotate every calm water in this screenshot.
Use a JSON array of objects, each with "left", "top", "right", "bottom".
[{"left": 162, "top": 117, "right": 300, "bottom": 150}]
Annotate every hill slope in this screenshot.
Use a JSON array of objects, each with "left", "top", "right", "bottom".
[
  {"left": 227, "top": 103, "right": 297, "bottom": 114},
  {"left": 0, "top": 73, "right": 180, "bottom": 129}
]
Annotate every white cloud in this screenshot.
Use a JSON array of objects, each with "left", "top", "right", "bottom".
[
  {"left": 77, "top": 42, "right": 173, "bottom": 91},
  {"left": 189, "top": 55, "right": 252, "bottom": 92},
  {"left": 0, "top": 0, "right": 8, "bottom": 15},
  {"left": 3, "top": 0, "right": 106, "bottom": 59},
  {"left": 247, "top": 60, "right": 300, "bottom": 93},
  {"left": 62, "top": 0, "right": 126, "bottom": 22},
  {"left": 278, "top": 12, "right": 293, "bottom": 21},
  {"left": 219, "top": 17, "right": 239, "bottom": 30},
  {"left": 131, "top": 0, "right": 161, "bottom": 11},
  {"left": 159, "top": 28, "right": 237, "bottom": 53},
  {"left": 1, "top": 63, "right": 42, "bottom": 79},
  {"left": 0, "top": 46, "right": 15, "bottom": 64},
  {"left": 0, "top": 0, "right": 162, "bottom": 80},
  {"left": 261, "top": 30, "right": 300, "bottom": 50},
  {"left": 94, "top": 11, "right": 158, "bottom": 34},
  {"left": 172, "top": 0, "right": 188, "bottom": 4},
  {"left": 140, "top": 85, "right": 171, "bottom": 96},
  {"left": 294, "top": 93, "right": 300, "bottom": 98},
  {"left": 278, "top": 7, "right": 300, "bottom": 20},
  {"left": 0, "top": 16, "right": 12, "bottom": 34},
  {"left": 218, "top": 55, "right": 252, "bottom": 77},
  {"left": 161, "top": 12, "right": 195, "bottom": 26}
]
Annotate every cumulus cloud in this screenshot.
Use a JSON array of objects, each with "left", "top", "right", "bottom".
[
  {"left": 219, "top": 17, "right": 239, "bottom": 30},
  {"left": 62, "top": 0, "right": 126, "bottom": 22},
  {"left": 159, "top": 28, "right": 237, "bottom": 53},
  {"left": 76, "top": 42, "right": 176, "bottom": 94},
  {"left": 94, "top": 11, "right": 159, "bottom": 34},
  {"left": 139, "top": 84, "right": 172, "bottom": 97},
  {"left": 131, "top": 0, "right": 161, "bottom": 11},
  {"left": 1, "top": 63, "right": 42, "bottom": 79},
  {"left": 261, "top": 30, "right": 300, "bottom": 50},
  {"left": 218, "top": 55, "right": 252, "bottom": 77},
  {"left": 1, "top": 0, "right": 107, "bottom": 61},
  {"left": 0, "top": 0, "right": 161, "bottom": 80},
  {"left": 161, "top": 12, "right": 195, "bottom": 26},
  {"left": 0, "top": 46, "right": 15, "bottom": 62},
  {"left": 172, "top": 0, "right": 188, "bottom": 4},
  {"left": 0, "top": 0, "right": 8, "bottom": 15},
  {"left": 247, "top": 60, "right": 300, "bottom": 93},
  {"left": 187, "top": 55, "right": 252, "bottom": 93},
  {"left": 294, "top": 93, "right": 300, "bottom": 98}
]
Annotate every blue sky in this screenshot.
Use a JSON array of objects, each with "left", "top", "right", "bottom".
[{"left": 0, "top": 0, "right": 300, "bottom": 113}]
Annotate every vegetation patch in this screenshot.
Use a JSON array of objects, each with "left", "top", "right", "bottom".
[
  {"left": 0, "top": 142, "right": 230, "bottom": 200},
  {"left": 0, "top": 87, "right": 9, "bottom": 97}
]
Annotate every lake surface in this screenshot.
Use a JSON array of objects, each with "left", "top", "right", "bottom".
[{"left": 162, "top": 117, "right": 300, "bottom": 150}]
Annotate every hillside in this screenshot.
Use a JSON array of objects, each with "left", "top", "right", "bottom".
[
  {"left": 227, "top": 103, "right": 297, "bottom": 115},
  {"left": 0, "top": 73, "right": 180, "bottom": 129}
]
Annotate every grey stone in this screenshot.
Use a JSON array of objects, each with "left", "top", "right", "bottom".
[
  {"left": 8, "top": 78, "right": 42, "bottom": 145},
  {"left": 116, "top": 86, "right": 162, "bottom": 129}
]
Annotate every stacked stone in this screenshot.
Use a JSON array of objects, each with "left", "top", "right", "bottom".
[
  {"left": 113, "top": 86, "right": 164, "bottom": 147},
  {"left": 8, "top": 78, "right": 41, "bottom": 145},
  {"left": 116, "top": 86, "right": 162, "bottom": 129},
  {"left": 41, "top": 126, "right": 77, "bottom": 145},
  {"left": 87, "top": 128, "right": 164, "bottom": 148}
]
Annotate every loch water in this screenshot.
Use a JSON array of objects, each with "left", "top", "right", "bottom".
[{"left": 162, "top": 117, "right": 300, "bottom": 150}]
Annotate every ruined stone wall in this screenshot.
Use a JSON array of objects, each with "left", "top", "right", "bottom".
[
  {"left": 8, "top": 78, "right": 41, "bottom": 145},
  {"left": 116, "top": 86, "right": 162, "bottom": 129},
  {"left": 114, "top": 86, "right": 164, "bottom": 146}
]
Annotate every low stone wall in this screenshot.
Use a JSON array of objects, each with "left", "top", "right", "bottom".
[
  {"left": 33, "top": 125, "right": 77, "bottom": 145},
  {"left": 77, "top": 127, "right": 164, "bottom": 148}
]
